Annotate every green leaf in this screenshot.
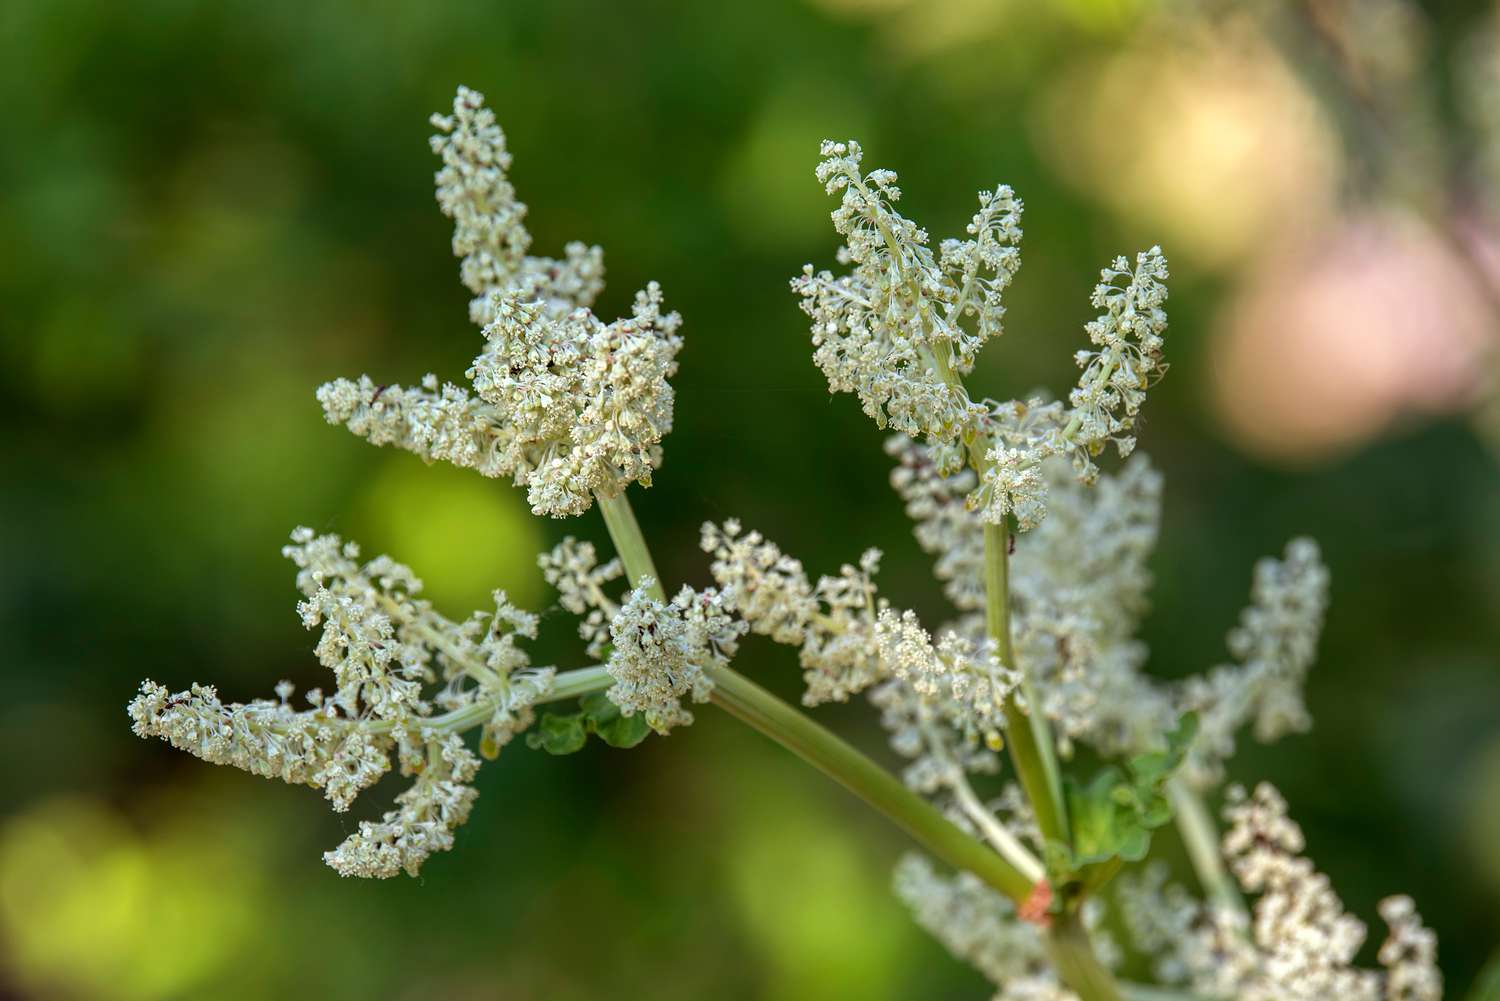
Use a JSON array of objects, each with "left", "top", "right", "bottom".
[
  {"left": 525, "top": 694, "right": 651, "bottom": 755},
  {"left": 1061, "top": 712, "right": 1198, "bottom": 889},
  {"left": 526, "top": 711, "right": 588, "bottom": 755},
  {"left": 580, "top": 691, "right": 650, "bottom": 749}
]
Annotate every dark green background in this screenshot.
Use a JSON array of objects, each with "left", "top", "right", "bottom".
[{"left": 3, "top": 0, "right": 1498, "bottom": 997}]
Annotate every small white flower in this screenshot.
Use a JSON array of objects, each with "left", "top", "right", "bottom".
[
  {"left": 1180, "top": 539, "right": 1330, "bottom": 787},
  {"left": 606, "top": 580, "right": 745, "bottom": 734},
  {"left": 130, "top": 528, "right": 555, "bottom": 878},
  {"left": 322, "top": 89, "right": 683, "bottom": 518},
  {"left": 429, "top": 85, "right": 604, "bottom": 324}
]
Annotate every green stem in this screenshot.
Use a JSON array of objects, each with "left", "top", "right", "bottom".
[
  {"left": 593, "top": 486, "right": 1034, "bottom": 904},
  {"left": 927, "top": 337, "right": 1070, "bottom": 853},
  {"left": 707, "top": 664, "right": 1034, "bottom": 903},
  {"left": 986, "top": 515, "right": 1070, "bottom": 852},
  {"left": 364, "top": 664, "right": 612, "bottom": 736},
  {"left": 932, "top": 338, "right": 1124, "bottom": 1001},
  {"left": 1168, "top": 780, "right": 1246, "bottom": 918},
  {"left": 596, "top": 489, "right": 666, "bottom": 602},
  {"left": 1045, "top": 909, "right": 1125, "bottom": 1001}
]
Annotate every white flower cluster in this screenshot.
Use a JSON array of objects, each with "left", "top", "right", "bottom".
[
  {"left": 889, "top": 440, "right": 1173, "bottom": 759},
  {"left": 470, "top": 286, "right": 682, "bottom": 516},
  {"left": 875, "top": 609, "right": 1019, "bottom": 738},
  {"left": 128, "top": 527, "right": 555, "bottom": 878},
  {"left": 1119, "top": 784, "right": 1442, "bottom": 1001},
  {"left": 430, "top": 84, "right": 604, "bottom": 324},
  {"left": 700, "top": 519, "right": 889, "bottom": 706},
  {"left": 1180, "top": 539, "right": 1330, "bottom": 787},
  {"left": 326, "top": 734, "right": 482, "bottom": 879},
  {"left": 316, "top": 374, "right": 511, "bottom": 477},
  {"left": 1008, "top": 455, "right": 1174, "bottom": 757},
  {"left": 321, "top": 87, "right": 684, "bottom": 517},
  {"left": 975, "top": 246, "right": 1168, "bottom": 531},
  {"left": 537, "top": 536, "right": 623, "bottom": 657},
  {"left": 886, "top": 435, "right": 1334, "bottom": 775},
  {"left": 797, "top": 138, "right": 1169, "bottom": 533},
  {"left": 605, "top": 579, "right": 745, "bottom": 734},
  {"left": 699, "top": 517, "right": 1019, "bottom": 777},
  {"left": 792, "top": 140, "right": 1019, "bottom": 442}
]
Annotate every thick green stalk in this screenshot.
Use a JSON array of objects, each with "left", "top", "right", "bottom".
[
  {"left": 1045, "top": 909, "right": 1125, "bottom": 1001},
  {"left": 707, "top": 664, "right": 1034, "bottom": 903},
  {"left": 936, "top": 340, "right": 1127, "bottom": 1001},
  {"left": 596, "top": 489, "right": 666, "bottom": 602},
  {"left": 984, "top": 519, "right": 1071, "bottom": 851},
  {"left": 593, "top": 487, "right": 1033, "bottom": 904},
  {"left": 929, "top": 337, "right": 1070, "bottom": 853},
  {"left": 1168, "top": 780, "right": 1246, "bottom": 917}
]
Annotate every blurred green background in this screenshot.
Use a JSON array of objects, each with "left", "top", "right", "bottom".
[{"left": 3, "top": 0, "right": 1500, "bottom": 997}]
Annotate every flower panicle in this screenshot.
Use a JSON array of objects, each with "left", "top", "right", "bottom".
[
  {"left": 1179, "top": 538, "right": 1330, "bottom": 788},
  {"left": 799, "top": 138, "right": 1172, "bottom": 536},
  {"left": 429, "top": 84, "right": 604, "bottom": 325},
  {"left": 604, "top": 579, "right": 745, "bottom": 734},
  {"left": 322, "top": 88, "right": 682, "bottom": 518},
  {"left": 128, "top": 527, "right": 556, "bottom": 879},
  {"left": 1118, "top": 783, "right": 1441, "bottom": 1001}
]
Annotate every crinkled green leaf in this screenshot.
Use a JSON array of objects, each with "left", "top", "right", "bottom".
[
  {"left": 526, "top": 711, "right": 589, "bottom": 755},
  {"left": 581, "top": 691, "right": 650, "bottom": 749},
  {"left": 527, "top": 693, "right": 651, "bottom": 755},
  {"left": 1063, "top": 713, "right": 1198, "bottom": 888}
]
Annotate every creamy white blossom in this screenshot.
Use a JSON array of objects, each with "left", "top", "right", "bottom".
[
  {"left": 1180, "top": 539, "right": 1330, "bottom": 787},
  {"left": 464, "top": 286, "right": 682, "bottom": 516},
  {"left": 130, "top": 86, "right": 1447, "bottom": 998},
  {"left": 605, "top": 580, "right": 745, "bottom": 734},
  {"left": 1008, "top": 455, "right": 1173, "bottom": 757},
  {"left": 129, "top": 527, "right": 555, "bottom": 878},
  {"left": 799, "top": 139, "right": 1169, "bottom": 534},
  {"left": 875, "top": 608, "right": 1019, "bottom": 737},
  {"left": 889, "top": 440, "right": 1173, "bottom": 758},
  {"left": 792, "top": 140, "right": 1018, "bottom": 443},
  {"left": 321, "top": 87, "right": 684, "bottom": 518},
  {"left": 324, "top": 734, "right": 481, "bottom": 879},
  {"left": 430, "top": 85, "right": 604, "bottom": 324},
  {"left": 315, "top": 373, "right": 515, "bottom": 478},
  {"left": 701, "top": 520, "right": 888, "bottom": 706},
  {"left": 1122, "top": 784, "right": 1442, "bottom": 1001}
]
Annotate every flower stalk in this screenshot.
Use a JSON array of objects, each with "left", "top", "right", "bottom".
[
  {"left": 1168, "top": 779, "right": 1246, "bottom": 917},
  {"left": 985, "top": 518, "right": 1071, "bottom": 852},
  {"left": 1045, "top": 908, "right": 1126, "bottom": 1001},
  {"left": 596, "top": 487, "right": 1034, "bottom": 905}
]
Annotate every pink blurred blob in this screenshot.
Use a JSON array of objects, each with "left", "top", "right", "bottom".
[{"left": 1212, "top": 211, "right": 1500, "bottom": 461}]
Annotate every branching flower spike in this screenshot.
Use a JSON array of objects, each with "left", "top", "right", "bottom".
[
  {"left": 128, "top": 87, "right": 1444, "bottom": 1001},
  {"left": 319, "top": 87, "right": 682, "bottom": 517}
]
